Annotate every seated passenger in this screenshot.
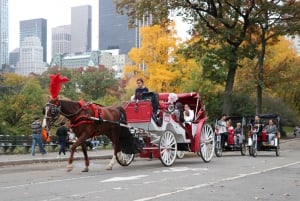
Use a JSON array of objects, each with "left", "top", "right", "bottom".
[
  {"left": 264, "top": 119, "right": 277, "bottom": 144},
  {"left": 173, "top": 102, "right": 184, "bottom": 123},
  {"left": 183, "top": 104, "right": 194, "bottom": 125},
  {"left": 234, "top": 122, "right": 243, "bottom": 145}
]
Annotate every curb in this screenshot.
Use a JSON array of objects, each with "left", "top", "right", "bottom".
[{"left": 0, "top": 154, "right": 113, "bottom": 167}]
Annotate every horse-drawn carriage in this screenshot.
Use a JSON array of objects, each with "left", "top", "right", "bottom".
[
  {"left": 43, "top": 74, "right": 215, "bottom": 171},
  {"left": 247, "top": 114, "right": 280, "bottom": 157},
  {"left": 121, "top": 92, "right": 215, "bottom": 166},
  {"left": 214, "top": 116, "right": 247, "bottom": 157}
]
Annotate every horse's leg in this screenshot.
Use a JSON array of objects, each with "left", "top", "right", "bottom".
[
  {"left": 106, "top": 150, "right": 116, "bottom": 170},
  {"left": 67, "top": 138, "right": 86, "bottom": 172},
  {"left": 81, "top": 142, "right": 89, "bottom": 172}
]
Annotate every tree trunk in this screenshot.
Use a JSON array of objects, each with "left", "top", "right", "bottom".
[
  {"left": 222, "top": 61, "right": 238, "bottom": 115},
  {"left": 256, "top": 33, "right": 266, "bottom": 114}
]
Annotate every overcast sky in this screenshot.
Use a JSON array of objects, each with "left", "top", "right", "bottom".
[
  {"left": 8, "top": 0, "right": 189, "bottom": 62},
  {"left": 9, "top": 0, "right": 98, "bottom": 55}
]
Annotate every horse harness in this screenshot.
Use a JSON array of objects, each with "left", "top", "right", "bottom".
[{"left": 46, "top": 99, "right": 105, "bottom": 128}]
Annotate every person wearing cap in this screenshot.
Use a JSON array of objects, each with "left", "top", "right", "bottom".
[
  {"left": 56, "top": 122, "right": 68, "bottom": 157},
  {"left": 31, "top": 116, "right": 47, "bottom": 156}
]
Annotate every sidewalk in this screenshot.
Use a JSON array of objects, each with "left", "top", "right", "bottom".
[{"left": 0, "top": 149, "right": 113, "bottom": 167}]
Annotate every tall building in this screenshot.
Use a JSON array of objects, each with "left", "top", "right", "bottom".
[
  {"left": 16, "top": 36, "right": 47, "bottom": 76},
  {"left": 71, "top": 5, "right": 92, "bottom": 53},
  {"left": 0, "top": 0, "right": 9, "bottom": 67},
  {"left": 99, "top": 0, "right": 136, "bottom": 54},
  {"left": 20, "top": 18, "right": 47, "bottom": 62},
  {"left": 52, "top": 25, "right": 71, "bottom": 58},
  {"left": 9, "top": 48, "right": 19, "bottom": 67}
]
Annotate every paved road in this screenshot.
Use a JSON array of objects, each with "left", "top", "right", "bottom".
[{"left": 0, "top": 137, "right": 299, "bottom": 201}]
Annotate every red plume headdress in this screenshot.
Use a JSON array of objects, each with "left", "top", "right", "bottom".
[{"left": 49, "top": 74, "right": 69, "bottom": 99}]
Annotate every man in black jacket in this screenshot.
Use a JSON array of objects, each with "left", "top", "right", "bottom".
[{"left": 56, "top": 122, "right": 68, "bottom": 157}]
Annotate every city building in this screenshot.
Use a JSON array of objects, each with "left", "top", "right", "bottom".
[
  {"left": 50, "top": 51, "right": 100, "bottom": 69},
  {"left": 20, "top": 18, "right": 47, "bottom": 62},
  {"left": 0, "top": 0, "right": 9, "bottom": 67},
  {"left": 99, "top": 0, "right": 136, "bottom": 54},
  {"left": 16, "top": 36, "right": 47, "bottom": 76},
  {"left": 9, "top": 48, "right": 19, "bottom": 67},
  {"left": 52, "top": 25, "right": 71, "bottom": 58},
  {"left": 71, "top": 5, "right": 92, "bottom": 53},
  {"left": 50, "top": 49, "right": 130, "bottom": 78}
]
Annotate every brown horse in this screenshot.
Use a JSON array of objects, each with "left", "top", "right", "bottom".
[{"left": 43, "top": 98, "right": 141, "bottom": 172}]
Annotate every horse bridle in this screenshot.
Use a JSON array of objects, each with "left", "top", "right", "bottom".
[
  {"left": 44, "top": 102, "right": 61, "bottom": 128},
  {"left": 44, "top": 100, "right": 86, "bottom": 128}
]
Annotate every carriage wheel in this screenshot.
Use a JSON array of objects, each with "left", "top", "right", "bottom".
[
  {"left": 116, "top": 151, "right": 134, "bottom": 166},
  {"left": 214, "top": 136, "right": 222, "bottom": 157},
  {"left": 252, "top": 140, "right": 257, "bottom": 157},
  {"left": 159, "top": 130, "right": 177, "bottom": 167},
  {"left": 240, "top": 143, "right": 246, "bottom": 156},
  {"left": 198, "top": 124, "right": 215, "bottom": 162},
  {"left": 177, "top": 151, "right": 185, "bottom": 159},
  {"left": 275, "top": 140, "right": 280, "bottom": 157}
]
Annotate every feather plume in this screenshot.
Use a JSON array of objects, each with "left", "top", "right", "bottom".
[{"left": 49, "top": 74, "right": 69, "bottom": 99}]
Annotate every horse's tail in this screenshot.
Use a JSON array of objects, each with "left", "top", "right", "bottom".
[{"left": 117, "top": 106, "right": 127, "bottom": 124}]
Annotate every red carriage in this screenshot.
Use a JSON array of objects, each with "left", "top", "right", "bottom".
[
  {"left": 43, "top": 74, "right": 214, "bottom": 171},
  {"left": 119, "top": 92, "right": 215, "bottom": 167}
]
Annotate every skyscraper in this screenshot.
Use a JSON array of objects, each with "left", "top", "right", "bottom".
[
  {"left": 16, "top": 36, "right": 47, "bottom": 76},
  {"left": 0, "top": 0, "right": 9, "bottom": 67},
  {"left": 71, "top": 5, "right": 92, "bottom": 53},
  {"left": 20, "top": 18, "right": 47, "bottom": 62},
  {"left": 98, "top": 0, "right": 136, "bottom": 54},
  {"left": 52, "top": 25, "right": 71, "bottom": 57}
]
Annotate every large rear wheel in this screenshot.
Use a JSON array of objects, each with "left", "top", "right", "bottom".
[
  {"left": 116, "top": 151, "right": 134, "bottom": 166},
  {"left": 159, "top": 130, "right": 177, "bottom": 166},
  {"left": 198, "top": 124, "right": 214, "bottom": 162}
]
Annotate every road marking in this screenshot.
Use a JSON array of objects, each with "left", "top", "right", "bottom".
[
  {"left": 134, "top": 161, "right": 300, "bottom": 201},
  {"left": 101, "top": 175, "right": 148, "bottom": 182},
  {"left": 153, "top": 167, "right": 208, "bottom": 173}
]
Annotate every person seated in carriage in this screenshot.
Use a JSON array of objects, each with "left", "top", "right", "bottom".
[
  {"left": 234, "top": 122, "right": 243, "bottom": 145},
  {"left": 173, "top": 102, "right": 185, "bottom": 123},
  {"left": 183, "top": 104, "right": 194, "bottom": 125},
  {"left": 264, "top": 119, "right": 278, "bottom": 144}
]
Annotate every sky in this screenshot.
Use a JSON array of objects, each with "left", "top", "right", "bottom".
[
  {"left": 9, "top": 0, "right": 99, "bottom": 62},
  {"left": 9, "top": 0, "right": 190, "bottom": 63}
]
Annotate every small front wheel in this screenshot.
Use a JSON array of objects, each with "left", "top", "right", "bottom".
[
  {"left": 116, "top": 151, "right": 134, "bottom": 166},
  {"left": 159, "top": 130, "right": 177, "bottom": 166},
  {"left": 215, "top": 137, "right": 222, "bottom": 157},
  {"left": 252, "top": 140, "right": 257, "bottom": 157},
  {"left": 240, "top": 143, "right": 246, "bottom": 156}
]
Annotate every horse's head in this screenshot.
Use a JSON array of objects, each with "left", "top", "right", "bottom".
[{"left": 42, "top": 99, "right": 61, "bottom": 131}]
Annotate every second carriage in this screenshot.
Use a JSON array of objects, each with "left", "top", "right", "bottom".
[{"left": 117, "top": 92, "right": 215, "bottom": 167}]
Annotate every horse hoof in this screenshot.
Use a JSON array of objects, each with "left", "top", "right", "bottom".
[
  {"left": 81, "top": 168, "right": 89, "bottom": 172},
  {"left": 66, "top": 164, "right": 74, "bottom": 172}
]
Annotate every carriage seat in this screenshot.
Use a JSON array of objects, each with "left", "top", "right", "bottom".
[{"left": 141, "top": 92, "right": 162, "bottom": 126}]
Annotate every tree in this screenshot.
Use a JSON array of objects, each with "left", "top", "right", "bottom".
[
  {"left": 124, "top": 22, "right": 197, "bottom": 93},
  {"left": 247, "top": 1, "right": 300, "bottom": 113},
  {"left": 76, "top": 67, "right": 119, "bottom": 101},
  {"left": 116, "top": 0, "right": 300, "bottom": 115}
]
